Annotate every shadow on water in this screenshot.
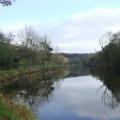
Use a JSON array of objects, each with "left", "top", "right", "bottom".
[
  {"left": 0, "top": 66, "right": 90, "bottom": 108},
  {"left": 91, "top": 70, "right": 120, "bottom": 109},
  {"left": 66, "top": 65, "right": 90, "bottom": 77},
  {"left": 3, "top": 66, "right": 118, "bottom": 120},
  {"left": 0, "top": 68, "right": 69, "bottom": 111}
]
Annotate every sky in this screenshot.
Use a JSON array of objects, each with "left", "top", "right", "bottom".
[{"left": 1, "top": 0, "right": 120, "bottom": 53}]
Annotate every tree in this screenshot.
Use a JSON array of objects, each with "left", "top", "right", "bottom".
[
  {"left": 40, "top": 36, "right": 53, "bottom": 67},
  {"left": 0, "top": 32, "right": 18, "bottom": 69},
  {"left": 89, "top": 31, "right": 120, "bottom": 73},
  {"left": 18, "top": 27, "right": 39, "bottom": 68},
  {"left": 0, "top": 0, "right": 14, "bottom": 6},
  {"left": 18, "top": 26, "right": 53, "bottom": 69},
  {"left": 0, "top": 31, "right": 14, "bottom": 44}
]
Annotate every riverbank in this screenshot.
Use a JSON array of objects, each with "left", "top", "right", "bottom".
[
  {"left": 0, "top": 69, "right": 40, "bottom": 83},
  {"left": 0, "top": 66, "right": 69, "bottom": 120},
  {"left": 0, "top": 66, "right": 69, "bottom": 87},
  {"left": 0, "top": 93, "right": 35, "bottom": 120}
]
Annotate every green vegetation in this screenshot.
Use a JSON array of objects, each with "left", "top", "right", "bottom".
[
  {"left": 89, "top": 32, "right": 120, "bottom": 73},
  {"left": 62, "top": 53, "right": 90, "bottom": 68},
  {"left": 0, "top": 68, "right": 69, "bottom": 120},
  {"left": 0, "top": 27, "right": 68, "bottom": 72},
  {"left": 0, "top": 27, "right": 69, "bottom": 120},
  {"left": 0, "top": 27, "right": 54, "bottom": 70},
  {"left": 0, "top": 93, "right": 35, "bottom": 120},
  {"left": 0, "top": 68, "right": 69, "bottom": 101}
]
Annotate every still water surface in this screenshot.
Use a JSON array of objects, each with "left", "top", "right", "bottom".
[
  {"left": 1, "top": 69, "right": 120, "bottom": 120},
  {"left": 36, "top": 76, "right": 120, "bottom": 120}
]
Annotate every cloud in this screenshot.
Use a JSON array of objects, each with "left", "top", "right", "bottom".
[
  {"left": 45, "top": 8, "right": 120, "bottom": 53},
  {"left": 0, "top": 20, "right": 43, "bottom": 33},
  {"left": 1, "top": 8, "right": 120, "bottom": 53},
  {"left": 53, "top": 76, "right": 120, "bottom": 120}
]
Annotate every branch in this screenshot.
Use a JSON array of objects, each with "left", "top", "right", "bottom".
[{"left": 0, "top": 0, "right": 14, "bottom": 6}]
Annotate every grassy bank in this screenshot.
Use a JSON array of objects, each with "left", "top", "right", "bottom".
[
  {"left": 0, "top": 94, "right": 35, "bottom": 120},
  {"left": 0, "top": 68, "right": 42, "bottom": 83},
  {"left": 0, "top": 65, "right": 69, "bottom": 82}
]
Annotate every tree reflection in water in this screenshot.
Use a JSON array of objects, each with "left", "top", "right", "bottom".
[
  {"left": 92, "top": 71, "right": 120, "bottom": 109},
  {"left": 0, "top": 68, "right": 69, "bottom": 112}
]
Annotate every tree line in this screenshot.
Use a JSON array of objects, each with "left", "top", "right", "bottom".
[
  {"left": 88, "top": 31, "right": 120, "bottom": 73},
  {"left": 0, "top": 27, "right": 68, "bottom": 70}
]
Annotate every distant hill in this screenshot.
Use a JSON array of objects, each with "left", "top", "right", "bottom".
[{"left": 61, "top": 53, "right": 92, "bottom": 67}]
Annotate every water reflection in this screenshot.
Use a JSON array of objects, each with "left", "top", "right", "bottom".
[
  {"left": 67, "top": 66, "right": 90, "bottom": 77},
  {"left": 92, "top": 71, "right": 120, "bottom": 109},
  {"left": 0, "top": 69, "right": 69, "bottom": 110},
  {"left": 1, "top": 68, "right": 120, "bottom": 120},
  {"left": 37, "top": 75, "right": 120, "bottom": 120}
]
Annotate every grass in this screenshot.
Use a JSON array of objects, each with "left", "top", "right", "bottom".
[
  {"left": 0, "top": 94, "right": 36, "bottom": 120},
  {"left": 0, "top": 65, "right": 55, "bottom": 83},
  {"left": 0, "top": 68, "right": 41, "bottom": 83}
]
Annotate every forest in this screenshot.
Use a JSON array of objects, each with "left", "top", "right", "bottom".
[
  {"left": 0, "top": 27, "right": 68, "bottom": 71},
  {"left": 88, "top": 32, "right": 120, "bottom": 73}
]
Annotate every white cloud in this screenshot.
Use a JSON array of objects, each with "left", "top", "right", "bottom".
[
  {"left": 2, "top": 8, "right": 120, "bottom": 53},
  {"left": 45, "top": 8, "right": 120, "bottom": 53},
  {"left": 52, "top": 76, "right": 120, "bottom": 120}
]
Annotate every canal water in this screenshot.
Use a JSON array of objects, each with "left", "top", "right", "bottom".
[{"left": 1, "top": 69, "right": 120, "bottom": 120}]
